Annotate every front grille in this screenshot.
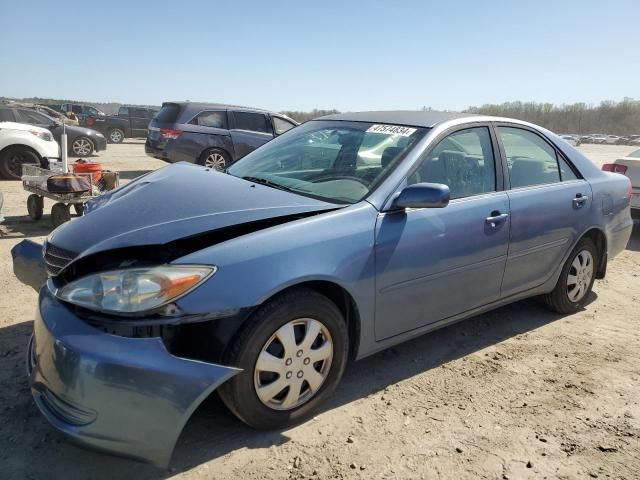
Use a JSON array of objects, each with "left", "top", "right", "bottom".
[{"left": 44, "top": 242, "right": 78, "bottom": 276}]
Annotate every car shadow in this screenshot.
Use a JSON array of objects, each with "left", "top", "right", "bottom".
[
  {"left": 0, "top": 294, "right": 596, "bottom": 479},
  {"left": 0, "top": 214, "right": 55, "bottom": 238}
]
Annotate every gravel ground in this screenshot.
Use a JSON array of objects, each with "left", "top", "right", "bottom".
[{"left": 0, "top": 141, "right": 638, "bottom": 480}]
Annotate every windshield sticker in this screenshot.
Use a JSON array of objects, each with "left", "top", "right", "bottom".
[{"left": 366, "top": 124, "right": 417, "bottom": 136}]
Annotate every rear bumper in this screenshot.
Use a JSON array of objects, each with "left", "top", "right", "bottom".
[
  {"left": 28, "top": 287, "right": 241, "bottom": 466},
  {"left": 145, "top": 141, "right": 174, "bottom": 163}
]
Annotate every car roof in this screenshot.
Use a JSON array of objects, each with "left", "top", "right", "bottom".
[
  {"left": 167, "top": 101, "right": 274, "bottom": 114},
  {"left": 316, "top": 110, "right": 478, "bottom": 128}
]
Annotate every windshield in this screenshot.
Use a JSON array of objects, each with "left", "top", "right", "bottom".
[{"left": 227, "top": 120, "right": 427, "bottom": 204}]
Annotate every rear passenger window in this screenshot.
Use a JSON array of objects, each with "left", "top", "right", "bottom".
[
  {"left": 497, "top": 127, "right": 578, "bottom": 188},
  {"left": 233, "top": 111, "right": 270, "bottom": 133},
  {"left": 408, "top": 127, "right": 496, "bottom": 199},
  {"left": 273, "top": 116, "right": 296, "bottom": 135},
  {"left": 190, "top": 111, "right": 227, "bottom": 129}
]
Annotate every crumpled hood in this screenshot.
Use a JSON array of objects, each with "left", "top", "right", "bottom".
[{"left": 48, "top": 162, "right": 336, "bottom": 258}]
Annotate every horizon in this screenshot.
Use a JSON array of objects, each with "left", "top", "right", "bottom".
[{"left": 1, "top": 0, "right": 638, "bottom": 111}]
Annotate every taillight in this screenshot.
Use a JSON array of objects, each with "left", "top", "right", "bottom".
[
  {"left": 160, "top": 128, "right": 182, "bottom": 140},
  {"left": 86, "top": 116, "right": 95, "bottom": 127},
  {"left": 602, "top": 163, "right": 628, "bottom": 174}
]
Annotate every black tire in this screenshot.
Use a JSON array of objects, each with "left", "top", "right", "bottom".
[
  {"left": 73, "top": 203, "right": 85, "bottom": 216},
  {"left": 198, "top": 148, "right": 230, "bottom": 171},
  {"left": 70, "top": 136, "right": 94, "bottom": 157},
  {"left": 27, "top": 194, "right": 44, "bottom": 220},
  {"left": 0, "top": 146, "right": 41, "bottom": 180},
  {"left": 108, "top": 128, "right": 125, "bottom": 144},
  {"left": 541, "top": 237, "right": 598, "bottom": 314},
  {"left": 218, "top": 288, "right": 349, "bottom": 430},
  {"left": 51, "top": 203, "right": 71, "bottom": 228}
]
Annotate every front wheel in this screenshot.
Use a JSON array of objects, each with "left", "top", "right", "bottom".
[
  {"left": 0, "top": 146, "right": 40, "bottom": 180},
  {"left": 218, "top": 288, "right": 348, "bottom": 429},
  {"left": 541, "top": 237, "right": 597, "bottom": 314},
  {"left": 70, "top": 136, "right": 94, "bottom": 156}
]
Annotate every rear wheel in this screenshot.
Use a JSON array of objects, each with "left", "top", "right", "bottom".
[
  {"left": 541, "top": 237, "right": 597, "bottom": 314},
  {"left": 108, "top": 128, "right": 124, "bottom": 144},
  {"left": 0, "top": 146, "right": 41, "bottom": 180},
  {"left": 199, "top": 148, "right": 230, "bottom": 171},
  {"left": 218, "top": 288, "right": 348, "bottom": 429}
]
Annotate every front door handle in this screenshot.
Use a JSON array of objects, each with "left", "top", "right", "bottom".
[
  {"left": 485, "top": 212, "right": 509, "bottom": 227},
  {"left": 573, "top": 194, "right": 589, "bottom": 208}
]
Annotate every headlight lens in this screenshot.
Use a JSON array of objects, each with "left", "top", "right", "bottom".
[
  {"left": 55, "top": 265, "right": 215, "bottom": 314},
  {"left": 29, "top": 129, "right": 54, "bottom": 142}
]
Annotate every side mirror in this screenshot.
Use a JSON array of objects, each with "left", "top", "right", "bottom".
[{"left": 390, "top": 183, "right": 450, "bottom": 210}]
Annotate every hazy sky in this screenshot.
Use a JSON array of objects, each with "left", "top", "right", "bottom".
[{"left": 1, "top": 0, "right": 638, "bottom": 111}]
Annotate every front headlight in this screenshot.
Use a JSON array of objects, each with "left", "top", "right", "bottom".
[
  {"left": 54, "top": 265, "right": 215, "bottom": 314},
  {"left": 29, "top": 129, "right": 54, "bottom": 142}
]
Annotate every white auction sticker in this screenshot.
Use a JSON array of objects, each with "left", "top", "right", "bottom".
[{"left": 366, "top": 124, "right": 417, "bottom": 136}]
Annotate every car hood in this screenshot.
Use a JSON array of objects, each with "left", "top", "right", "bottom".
[
  {"left": 62, "top": 124, "right": 104, "bottom": 137},
  {"left": 0, "top": 121, "right": 49, "bottom": 134},
  {"left": 48, "top": 162, "right": 338, "bottom": 259}
]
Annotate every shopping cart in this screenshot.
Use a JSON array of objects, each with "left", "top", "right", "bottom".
[{"left": 21, "top": 165, "right": 119, "bottom": 227}]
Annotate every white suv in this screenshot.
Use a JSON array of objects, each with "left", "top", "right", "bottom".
[{"left": 0, "top": 121, "right": 60, "bottom": 179}]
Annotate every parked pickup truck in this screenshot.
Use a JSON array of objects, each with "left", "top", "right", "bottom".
[{"left": 60, "top": 104, "right": 158, "bottom": 143}]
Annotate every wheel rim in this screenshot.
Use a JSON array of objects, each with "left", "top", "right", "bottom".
[
  {"left": 254, "top": 318, "right": 333, "bottom": 411},
  {"left": 72, "top": 138, "right": 92, "bottom": 155},
  {"left": 7, "top": 152, "right": 37, "bottom": 178},
  {"left": 567, "top": 249, "right": 594, "bottom": 302},
  {"left": 110, "top": 130, "right": 123, "bottom": 142},
  {"left": 204, "top": 152, "right": 226, "bottom": 171}
]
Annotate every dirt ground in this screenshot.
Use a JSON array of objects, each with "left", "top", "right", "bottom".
[{"left": 0, "top": 141, "right": 638, "bottom": 480}]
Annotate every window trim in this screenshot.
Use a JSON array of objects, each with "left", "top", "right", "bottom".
[
  {"left": 491, "top": 123, "right": 583, "bottom": 191},
  {"left": 188, "top": 110, "right": 229, "bottom": 129}
]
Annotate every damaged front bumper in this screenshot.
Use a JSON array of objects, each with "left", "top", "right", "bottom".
[{"left": 27, "top": 286, "right": 241, "bottom": 467}]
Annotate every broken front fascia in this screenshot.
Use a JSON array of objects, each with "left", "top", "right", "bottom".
[{"left": 28, "top": 287, "right": 241, "bottom": 467}]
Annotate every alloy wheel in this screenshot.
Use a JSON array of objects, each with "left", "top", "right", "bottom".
[
  {"left": 109, "top": 130, "right": 123, "bottom": 143},
  {"left": 567, "top": 249, "right": 594, "bottom": 302},
  {"left": 254, "top": 318, "right": 333, "bottom": 411},
  {"left": 72, "top": 137, "right": 93, "bottom": 156},
  {"left": 204, "top": 152, "right": 226, "bottom": 171}
]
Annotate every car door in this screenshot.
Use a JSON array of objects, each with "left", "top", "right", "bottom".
[
  {"left": 495, "top": 125, "right": 592, "bottom": 297},
  {"left": 374, "top": 125, "right": 510, "bottom": 340},
  {"left": 229, "top": 111, "right": 274, "bottom": 159}
]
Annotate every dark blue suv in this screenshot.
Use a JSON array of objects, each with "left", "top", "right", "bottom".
[{"left": 145, "top": 102, "right": 298, "bottom": 170}]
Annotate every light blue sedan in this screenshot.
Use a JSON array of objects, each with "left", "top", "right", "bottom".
[{"left": 13, "top": 111, "right": 633, "bottom": 466}]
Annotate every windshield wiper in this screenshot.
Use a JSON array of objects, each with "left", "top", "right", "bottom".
[{"left": 241, "top": 176, "right": 299, "bottom": 194}]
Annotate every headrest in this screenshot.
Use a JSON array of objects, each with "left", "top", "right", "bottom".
[{"left": 381, "top": 147, "right": 404, "bottom": 168}]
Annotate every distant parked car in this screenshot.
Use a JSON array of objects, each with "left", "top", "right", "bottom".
[
  {"left": 145, "top": 102, "right": 298, "bottom": 170},
  {"left": 0, "top": 107, "right": 106, "bottom": 157},
  {"left": 606, "top": 148, "right": 640, "bottom": 219},
  {"left": 86, "top": 106, "right": 158, "bottom": 144},
  {"left": 0, "top": 121, "right": 60, "bottom": 179},
  {"left": 617, "top": 134, "right": 640, "bottom": 145},
  {"left": 590, "top": 134, "right": 608, "bottom": 144},
  {"left": 558, "top": 134, "right": 581, "bottom": 146},
  {"left": 604, "top": 135, "right": 620, "bottom": 145},
  {"left": 59, "top": 103, "right": 106, "bottom": 124}
]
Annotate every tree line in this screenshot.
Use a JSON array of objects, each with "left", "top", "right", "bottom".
[{"left": 465, "top": 98, "right": 640, "bottom": 135}]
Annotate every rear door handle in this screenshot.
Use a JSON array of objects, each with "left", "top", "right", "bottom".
[
  {"left": 573, "top": 194, "right": 589, "bottom": 208},
  {"left": 485, "top": 212, "right": 509, "bottom": 227}
]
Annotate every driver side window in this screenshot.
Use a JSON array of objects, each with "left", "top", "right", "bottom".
[{"left": 408, "top": 127, "right": 496, "bottom": 199}]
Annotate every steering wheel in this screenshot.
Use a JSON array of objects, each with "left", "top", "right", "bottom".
[{"left": 311, "top": 175, "right": 369, "bottom": 187}]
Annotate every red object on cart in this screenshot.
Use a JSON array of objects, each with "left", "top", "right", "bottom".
[{"left": 73, "top": 159, "right": 103, "bottom": 184}]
